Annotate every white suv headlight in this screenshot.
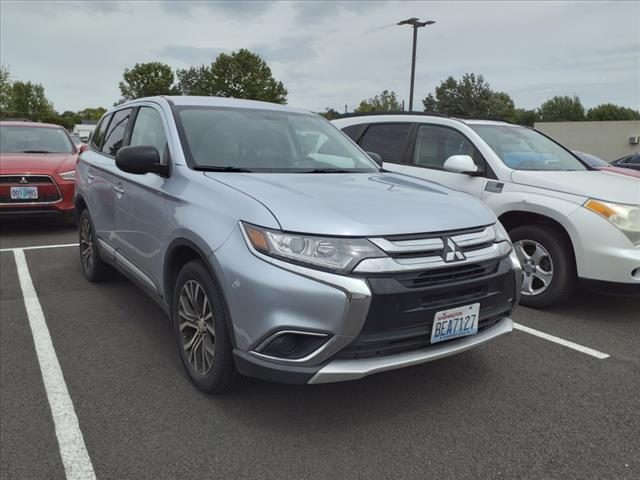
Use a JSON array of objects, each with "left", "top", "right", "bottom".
[
  {"left": 242, "top": 222, "right": 385, "bottom": 274},
  {"left": 584, "top": 199, "right": 640, "bottom": 246},
  {"left": 59, "top": 170, "right": 76, "bottom": 181}
]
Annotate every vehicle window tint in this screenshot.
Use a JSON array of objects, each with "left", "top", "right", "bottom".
[
  {"left": 413, "top": 125, "right": 474, "bottom": 169},
  {"left": 91, "top": 114, "right": 112, "bottom": 150},
  {"left": 625, "top": 155, "right": 640, "bottom": 165},
  {"left": 342, "top": 124, "right": 367, "bottom": 142},
  {"left": 101, "top": 109, "right": 132, "bottom": 156},
  {"left": 129, "top": 107, "right": 168, "bottom": 161},
  {"left": 358, "top": 124, "right": 410, "bottom": 163}
]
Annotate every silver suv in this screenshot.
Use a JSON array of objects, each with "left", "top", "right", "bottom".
[{"left": 75, "top": 96, "right": 522, "bottom": 392}]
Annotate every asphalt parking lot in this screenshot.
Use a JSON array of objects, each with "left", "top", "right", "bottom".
[{"left": 1, "top": 218, "right": 638, "bottom": 480}]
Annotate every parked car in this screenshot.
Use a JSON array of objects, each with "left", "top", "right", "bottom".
[
  {"left": 0, "top": 121, "right": 78, "bottom": 224},
  {"left": 573, "top": 151, "right": 640, "bottom": 179},
  {"left": 72, "top": 123, "right": 96, "bottom": 142},
  {"left": 334, "top": 114, "right": 640, "bottom": 307},
  {"left": 75, "top": 97, "right": 522, "bottom": 392},
  {"left": 611, "top": 153, "right": 640, "bottom": 171},
  {"left": 68, "top": 133, "right": 85, "bottom": 150}
]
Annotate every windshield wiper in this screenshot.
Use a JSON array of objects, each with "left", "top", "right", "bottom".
[
  {"left": 20, "top": 150, "right": 52, "bottom": 154},
  {"left": 194, "top": 166, "right": 253, "bottom": 173},
  {"left": 299, "top": 168, "right": 352, "bottom": 173}
]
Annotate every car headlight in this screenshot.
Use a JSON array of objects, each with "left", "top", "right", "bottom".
[
  {"left": 493, "top": 221, "right": 512, "bottom": 244},
  {"left": 59, "top": 170, "right": 76, "bottom": 181},
  {"left": 241, "top": 222, "right": 385, "bottom": 274},
  {"left": 584, "top": 199, "right": 640, "bottom": 245}
]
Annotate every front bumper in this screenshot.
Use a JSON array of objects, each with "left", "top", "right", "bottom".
[
  {"left": 309, "top": 317, "right": 513, "bottom": 384},
  {"left": 216, "top": 225, "right": 520, "bottom": 384},
  {"left": 0, "top": 174, "right": 75, "bottom": 216},
  {"left": 568, "top": 207, "right": 640, "bottom": 286}
]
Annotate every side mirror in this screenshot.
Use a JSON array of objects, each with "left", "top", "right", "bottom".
[
  {"left": 366, "top": 151, "right": 383, "bottom": 167},
  {"left": 116, "top": 145, "right": 168, "bottom": 176},
  {"left": 78, "top": 144, "right": 88, "bottom": 154},
  {"left": 443, "top": 155, "right": 482, "bottom": 175}
]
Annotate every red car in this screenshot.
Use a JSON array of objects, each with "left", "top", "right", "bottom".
[
  {"left": 573, "top": 150, "right": 640, "bottom": 179},
  {"left": 1, "top": 121, "right": 79, "bottom": 224}
]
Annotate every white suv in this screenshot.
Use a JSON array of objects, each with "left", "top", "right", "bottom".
[{"left": 334, "top": 114, "right": 640, "bottom": 308}]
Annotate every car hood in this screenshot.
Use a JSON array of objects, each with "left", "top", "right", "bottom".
[
  {"left": 205, "top": 172, "right": 496, "bottom": 236},
  {"left": 0, "top": 153, "right": 76, "bottom": 174},
  {"left": 510, "top": 170, "right": 640, "bottom": 205}
]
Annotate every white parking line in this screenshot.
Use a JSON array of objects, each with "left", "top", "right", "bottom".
[
  {"left": 514, "top": 322, "right": 610, "bottom": 359},
  {"left": 0, "top": 242, "right": 78, "bottom": 253},
  {"left": 13, "top": 249, "right": 96, "bottom": 480}
]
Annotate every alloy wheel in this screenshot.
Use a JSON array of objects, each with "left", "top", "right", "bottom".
[
  {"left": 178, "top": 280, "right": 215, "bottom": 375},
  {"left": 80, "top": 218, "right": 94, "bottom": 272},
  {"left": 514, "top": 239, "right": 554, "bottom": 296}
]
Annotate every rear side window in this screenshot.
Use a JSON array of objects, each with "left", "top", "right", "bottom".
[
  {"left": 358, "top": 124, "right": 410, "bottom": 163},
  {"left": 91, "top": 114, "right": 112, "bottom": 150},
  {"left": 413, "top": 124, "right": 475, "bottom": 169},
  {"left": 101, "top": 109, "right": 132, "bottom": 156},
  {"left": 624, "top": 155, "right": 640, "bottom": 165},
  {"left": 342, "top": 124, "right": 367, "bottom": 142},
  {"left": 129, "top": 107, "right": 169, "bottom": 161}
]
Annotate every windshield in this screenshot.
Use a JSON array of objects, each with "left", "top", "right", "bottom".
[
  {"left": 0, "top": 125, "right": 75, "bottom": 154},
  {"left": 470, "top": 125, "right": 586, "bottom": 171},
  {"left": 175, "top": 107, "right": 378, "bottom": 173}
]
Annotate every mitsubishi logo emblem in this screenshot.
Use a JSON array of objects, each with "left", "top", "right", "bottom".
[
  {"left": 19, "top": 177, "right": 28, "bottom": 184},
  {"left": 443, "top": 237, "right": 465, "bottom": 262}
]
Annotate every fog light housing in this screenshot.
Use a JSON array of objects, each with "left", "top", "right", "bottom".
[{"left": 256, "top": 331, "right": 330, "bottom": 360}]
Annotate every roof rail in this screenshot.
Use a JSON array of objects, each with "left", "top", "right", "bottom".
[
  {"left": 453, "top": 115, "right": 517, "bottom": 125},
  {"left": 337, "top": 110, "right": 450, "bottom": 119}
]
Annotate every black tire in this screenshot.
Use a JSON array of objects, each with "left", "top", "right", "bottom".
[
  {"left": 510, "top": 224, "right": 576, "bottom": 308},
  {"left": 78, "top": 209, "right": 113, "bottom": 282},
  {"left": 172, "top": 260, "right": 242, "bottom": 393}
]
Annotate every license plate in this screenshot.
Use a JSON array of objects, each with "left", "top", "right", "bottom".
[
  {"left": 10, "top": 186, "right": 38, "bottom": 200},
  {"left": 430, "top": 303, "right": 480, "bottom": 344}
]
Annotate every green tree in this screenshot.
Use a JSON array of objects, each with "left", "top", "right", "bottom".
[
  {"left": 355, "top": 90, "right": 402, "bottom": 112},
  {"left": 176, "top": 65, "right": 216, "bottom": 96},
  {"left": 512, "top": 108, "right": 538, "bottom": 127},
  {"left": 0, "top": 65, "right": 12, "bottom": 119},
  {"left": 586, "top": 103, "right": 640, "bottom": 121},
  {"left": 319, "top": 108, "right": 340, "bottom": 120},
  {"left": 77, "top": 107, "right": 107, "bottom": 121},
  {"left": 118, "top": 62, "right": 178, "bottom": 102},
  {"left": 176, "top": 50, "right": 287, "bottom": 103},
  {"left": 421, "top": 73, "right": 515, "bottom": 120},
  {"left": 537, "top": 95, "right": 585, "bottom": 122},
  {"left": 209, "top": 49, "right": 287, "bottom": 103},
  {"left": 8, "top": 81, "right": 55, "bottom": 121}
]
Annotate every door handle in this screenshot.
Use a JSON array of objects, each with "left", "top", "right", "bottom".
[
  {"left": 87, "top": 171, "right": 95, "bottom": 181},
  {"left": 112, "top": 184, "right": 125, "bottom": 195}
]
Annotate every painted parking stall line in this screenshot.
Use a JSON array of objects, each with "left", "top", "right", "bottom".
[
  {"left": 514, "top": 322, "right": 610, "bottom": 360},
  {"left": 13, "top": 249, "right": 96, "bottom": 480},
  {"left": 0, "top": 242, "right": 79, "bottom": 253}
]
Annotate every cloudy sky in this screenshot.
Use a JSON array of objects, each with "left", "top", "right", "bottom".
[{"left": 1, "top": 0, "right": 638, "bottom": 113}]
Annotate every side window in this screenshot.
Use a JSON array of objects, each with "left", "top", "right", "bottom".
[
  {"left": 91, "top": 114, "right": 112, "bottom": 150},
  {"left": 342, "top": 124, "right": 367, "bottom": 142},
  {"left": 625, "top": 155, "right": 640, "bottom": 165},
  {"left": 358, "top": 124, "right": 410, "bottom": 163},
  {"left": 129, "top": 107, "right": 169, "bottom": 161},
  {"left": 101, "top": 108, "right": 132, "bottom": 157},
  {"left": 413, "top": 125, "right": 475, "bottom": 170}
]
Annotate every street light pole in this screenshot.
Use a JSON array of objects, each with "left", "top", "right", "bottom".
[{"left": 398, "top": 18, "right": 435, "bottom": 111}]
